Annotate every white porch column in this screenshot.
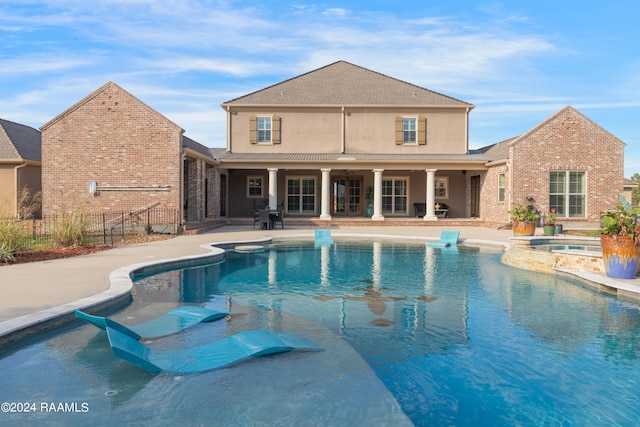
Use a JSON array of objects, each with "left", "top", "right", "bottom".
[
  {"left": 320, "top": 168, "right": 332, "bottom": 220},
  {"left": 425, "top": 169, "right": 438, "bottom": 220},
  {"left": 372, "top": 169, "right": 384, "bottom": 221},
  {"left": 267, "top": 168, "right": 278, "bottom": 209}
]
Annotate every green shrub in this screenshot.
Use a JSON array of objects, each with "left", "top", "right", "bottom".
[
  {"left": 0, "top": 242, "right": 16, "bottom": 262},
  {"left": 52, "top": 212, "right": 91, "bottom": 247},
  {"left": 0, "top": 219, "right": 27, "bottom": 261}
]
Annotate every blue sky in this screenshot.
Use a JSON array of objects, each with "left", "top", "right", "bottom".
[{"left": 2, "top": 0, "right": 638, "bottom": 177}]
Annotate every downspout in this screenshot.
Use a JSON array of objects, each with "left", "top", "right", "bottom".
[
  {"left": 226, "top": 105, "right": 232, "bottom": 153},
  {"left": 465, "top": 107, "right": 470, "bottom": 152},
  {"left": 179, "top": 148, "right": 186, "bottom": 225},
  {"left": 341, "top": 106, "right": 346, "bottom": 154},
  {"left": 14, "top": 162, "right": 27, "bottom": 217}
]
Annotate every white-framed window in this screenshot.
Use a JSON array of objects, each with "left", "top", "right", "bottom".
[
  {"left": 247, "top": 176, "right": 264, "bottom": 198},
  {"left": 435, "top": 177, "right": 448, "bottom": 199},
  {"left": 257, "top": 116, "right": 272, "bottom": 143},
  {"left": 550, "top": 171, "right": 586, "bottom": 217},
  {"left": 498, "top": 173, "right": 505, "bottom": 202},
  {"left": 286, "top": 176, "right": 316, "bottom": 214},
  {"left": 403, "top": 118, "right": 417, "bottom": 144},
  {"left": 382, "top": 177, "right": 408, "bottom": 214},
  {"left": 395, "top": 116, "right": 426, "bottom": 145}
]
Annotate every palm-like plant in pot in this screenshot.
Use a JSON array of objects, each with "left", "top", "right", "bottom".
[
  {"left": 600, "top": 203, "right": 640, "bottom": 279},
  {"left": 508, "top": 203, "right": 539, "bottom": 236}
]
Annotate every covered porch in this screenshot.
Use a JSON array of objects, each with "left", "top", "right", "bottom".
[{"left": 219, "top": 157, "right": 489, "bottom": 223}]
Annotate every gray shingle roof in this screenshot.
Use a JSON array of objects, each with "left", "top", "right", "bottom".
[
  {"left": 222, "top": 61, "right": 473, "bottom": 107},
  {"left": 0, "top": 119, "right": 41, "bottom": 162},
  {"left": 477, "top": 137, "right": 517, "bottom": 162},
  {"left": 183, "top": 135, "right": 218, "bottom": 161}
]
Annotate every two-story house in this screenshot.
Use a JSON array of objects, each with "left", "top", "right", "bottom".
[
  {"left": 216, "top": 61, "right": 490, "bottom": 222},
  {"left": 31, "top": 61, "right": 627, "bottom": 229},
  {"left": 215, "top": 61, "right": 627, "bottom": 226}
]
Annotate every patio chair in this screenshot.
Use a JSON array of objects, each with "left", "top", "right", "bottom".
[
  {"left": 259, "top": 209, "right": 271, "bottom": 229},
  {"left": 413, "top": 203, "right": 426, "bottom": 217},
  {"left": 272, "top": 207, "right": 284, "bottom": 229}
]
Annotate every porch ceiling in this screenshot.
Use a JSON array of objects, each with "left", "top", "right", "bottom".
[{"left": 215, "top": 152, "right": 490, "bottom": 171}]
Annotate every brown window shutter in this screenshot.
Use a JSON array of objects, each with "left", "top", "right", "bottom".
[
  {"left": 249, "top": 116, "right": 257, "bottom": 144},
  {"left": 272, "top": 116, "right": 281, "bottom": 144},
  {"left": 395, "top": 116, "right": 403, "bottom": 145},
  {"left": 418, "top": 116, "right": 427, "bottom": 145}
]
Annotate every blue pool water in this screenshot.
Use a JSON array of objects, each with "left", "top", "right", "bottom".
[{"left": 2, "top": 238, "right": 640, "bottom": 426}]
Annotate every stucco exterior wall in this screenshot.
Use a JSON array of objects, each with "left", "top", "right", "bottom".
[
  {"left": 41, "top": 83, "right": 184, "bottom": 215},
  {"left": 0, "top": 166, "right": 16, "bottom": 216},
  {"left": 227, "top": 107, "right": 468, "bottom": 155}
]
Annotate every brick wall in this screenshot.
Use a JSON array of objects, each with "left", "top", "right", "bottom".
[
  {"left": 41, "top": 82, "right": 183, "bottom": 215},
  {"left": 509, "top": 107, "right": 624, "bottom": 223}
]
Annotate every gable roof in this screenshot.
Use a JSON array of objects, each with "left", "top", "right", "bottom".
[
  {"left": 40, "top": 81, "right": 183, "bottom": 133},
  {"left": 0, "top": 118, "right": 41, "bottom": 162},
  {"left": 478, "top": 106, "right": 626, "bottom": 163},
  {"left": 222, "top": 61, "right": 473, "bottom": 108}
]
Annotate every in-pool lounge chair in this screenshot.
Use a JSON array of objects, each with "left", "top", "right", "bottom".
[
  {"left": 106, "top": 326, "right": 322, "bottom": 373},
  {"left": 75, "top": 306, "right": 230, "bottom": 340},
  {"left": 426, "top": 230, "right": 460, "bottom": 248},
  {"left": 314, "top": 229, "right": 334, "bottom": 246}
]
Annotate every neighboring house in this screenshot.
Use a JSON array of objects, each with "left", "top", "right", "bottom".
[
  {"left": 215, "top": 61, "right": 627, "bottom": 225},
  {"left": 217, "top": 60, "right": 487, "bottom": 221},
  {"left": 40, "top": 82, "right": 220, "bottom": 224},
  {"left": 0, "top": 119, "right": 42, "bottom": 217},
  {"left": 479, "top": 106, "right": 626, "bottom": 224},
  {"left": 623, "top": 178, "right": 638, "bottom": 206}
]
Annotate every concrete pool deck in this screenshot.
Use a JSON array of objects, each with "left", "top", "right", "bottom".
[{"left": 1, "top": 224, "right": 639, "bottom": 346}]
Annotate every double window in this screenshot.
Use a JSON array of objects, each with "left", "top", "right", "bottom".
[
  {"left": 382, "top": 178, "right": 408, "bottom": 214},
  {"left": 287, "top": 177, "right": 316, "bottom": 214},
  {"left": 549, "top": 171, "right": 586, "bottom": 217}
]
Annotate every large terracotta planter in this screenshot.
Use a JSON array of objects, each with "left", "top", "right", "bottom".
[
  {"left": 513, "top": 221, "right": 536, "bottom": 236},
  {"left": 600, "top": 234, "right": 640, "bottom": 279}
]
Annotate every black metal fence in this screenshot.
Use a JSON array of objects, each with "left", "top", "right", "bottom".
[{"left": 5, "top": 208, "right": 181, "bottom": 250}]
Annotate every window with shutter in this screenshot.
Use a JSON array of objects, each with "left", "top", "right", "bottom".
[
  {"left": 418, "top": 116, "right": 426, "bottom": 145},
  {"left": 272, "top": 116, "right": 281, "bottom": 144},
  {"left": 249, "top": 116, "right": 257, "bottom": 144},
  {"left": 395, "top": 117, "right": 403, "bottom": 145},
  {"left": 257, "top": 116, "right": 272, "bottom": 143}
]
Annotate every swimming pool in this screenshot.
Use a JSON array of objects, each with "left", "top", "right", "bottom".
[{"left": 2, "top": 238, "right": 640, "bottom": 426}]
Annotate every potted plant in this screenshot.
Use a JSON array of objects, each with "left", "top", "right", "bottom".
[
  {"left": 543, "top": 208, "right": 557, "bottom": 236},
  {"left": 600, "top": 203, "right": 640, "bottom": 279},
  {"left": 365, "top": 186, "right": 374, "bottom": 218},
  {"left": 508, "top": 203, "right": 539, "bottom": 236}
]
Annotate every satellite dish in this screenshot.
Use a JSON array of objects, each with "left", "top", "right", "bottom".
[{"left": 88, "top": 180, "right": 97, "bottom": 194}]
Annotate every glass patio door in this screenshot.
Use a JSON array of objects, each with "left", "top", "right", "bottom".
[{"left": 332, "top": 177, "right": 362, "bottom": 216}]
